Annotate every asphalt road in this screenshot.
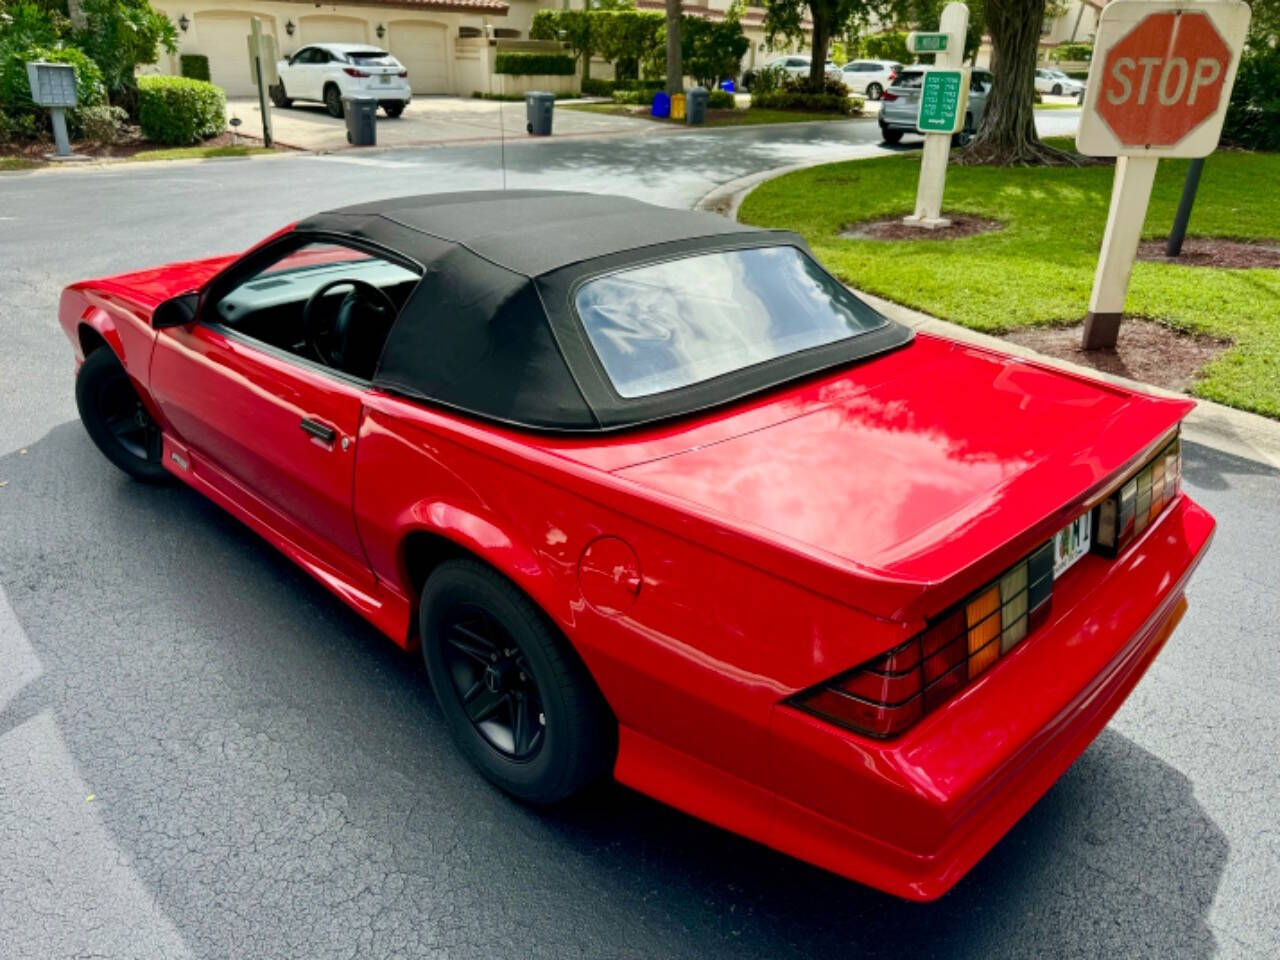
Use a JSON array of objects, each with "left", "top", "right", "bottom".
[{"left": 2, "top": 115, "right": 1278, "bottom": 960}]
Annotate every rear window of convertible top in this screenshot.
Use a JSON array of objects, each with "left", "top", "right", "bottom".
[{"left": 573, "top": 245, "right": 888, "bottom": 399}]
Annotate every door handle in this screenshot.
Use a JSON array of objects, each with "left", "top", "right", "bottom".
[{"left": 300, "top": 417, "right": 337, "bottom": 445}]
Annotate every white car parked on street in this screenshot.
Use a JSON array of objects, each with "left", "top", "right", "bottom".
[
  {"left": 762, "top": 55, "right": 843, "bottom": 84},
  {"left": 840, "top": 59, "right": 902, "bottom": 100},
  {"left": 271, "top": 43, "right": 411, "bottom": 119},
  {"left": 1034, "top": 67, "right": 1085, "bottom": 98}
]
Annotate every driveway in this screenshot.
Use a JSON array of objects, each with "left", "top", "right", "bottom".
[
  {"left": 3, "top": 113, "right": 1276, "bottom": 959},
  {"left": 227, "top": 95, "right": 655, "bottom": 150}
]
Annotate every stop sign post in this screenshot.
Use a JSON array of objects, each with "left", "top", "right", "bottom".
[{"left": 1076, "top": 0, "right": 1250, "bottom": 350}]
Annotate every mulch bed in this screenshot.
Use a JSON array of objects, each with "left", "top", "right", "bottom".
[
  {"left": 0, "top": 127, "right": 272, "bottom": 164},
  {"left": 841, "top": 215, "right": 1004, "bottom": 240},
  {"left": 1002, "top": 317, "right": 1231, "bottom": 393},
  {"left": 1137, "top": 237, "right": 1280, "bottom": 269}
]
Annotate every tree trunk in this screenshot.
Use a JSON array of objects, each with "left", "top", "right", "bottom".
[
  {"left": 67, "top": 0, "right": 88, "bottom": 32},
  {"left": 666, "top": 0, "right": 683, "bottom": 94},
  {"left": 808, "top": 9, "right": 830, "bottom": 92},
  {"left": 961, "top": 0, "right": 1076, "bottom": 165}
]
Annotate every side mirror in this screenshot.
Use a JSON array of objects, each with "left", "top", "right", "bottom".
[{"left": 152, "top": 292, "right": 199, "bottom": 329}]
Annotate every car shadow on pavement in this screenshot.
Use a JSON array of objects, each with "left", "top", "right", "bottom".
[{"left": 0, "top": 423, "right": 1229, "bottom": 960}]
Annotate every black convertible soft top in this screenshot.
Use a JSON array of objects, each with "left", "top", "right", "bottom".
[{"left": 295, "top": 190, "right": 911, "bottom": 432}]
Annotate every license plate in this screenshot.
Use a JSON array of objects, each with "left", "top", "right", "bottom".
[
  {"left": 380, "top": 75, "right": 390, "bottom": 85},
  {"left": 1053, "top": 512, "right": 1092, "bottom": 578}
]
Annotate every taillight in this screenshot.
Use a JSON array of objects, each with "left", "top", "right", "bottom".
[
  {"left": 791, "top": 427, "right": 1185, "bottom": 740},
  {"left": 791, "top": 542, "right": 1055, "bottom": 738},
  {"left": 1093, "top": 434, "right": 1182, "bottom": 556},
  {"left": 398, "top": 70, "right": 408, "bottom": 78},
  {"left": 343, "top": 67, "right": 369, "bottom": 78},
  {"left": 888, "top": 70, "right": 898, "bottom": 82},
  {"left": 880, "top": 90, "right": 898, "bottom": 101}
]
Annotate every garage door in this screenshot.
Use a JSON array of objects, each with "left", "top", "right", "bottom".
[
  {"left": 194, "top": 13, "right": 271, "bottom": 97},
  {"left": 299, "top": 16, "right": 368, "bottom": 46},
  {"left": 388, "top": 22, "right": 449, "bottom": 94}
]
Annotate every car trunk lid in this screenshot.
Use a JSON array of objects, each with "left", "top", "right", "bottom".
[{"left": 612, "top": 334, "right": 1191, "bottom": 617}]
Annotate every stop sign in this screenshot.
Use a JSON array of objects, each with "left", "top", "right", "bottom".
[
  {"left": 1077, "top": 0, "right": 1250, "bottom": 158},
  {"left": 1097, "top": 12, "right": 1228, "bottom": 147}
]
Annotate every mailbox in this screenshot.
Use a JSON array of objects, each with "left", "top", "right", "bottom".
[
  {"left": 25, "top": 61, "right": 79, "bottom": 158},
  {"left": 26, "top": 61, "right": 77, "bottom": 108}
]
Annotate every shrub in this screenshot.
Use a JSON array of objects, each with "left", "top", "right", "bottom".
[
  {"left": 1221, "top": 45, "right": 1280, "bottom": 151},
  {"left": 861, "top": 31, "right": 911, "bottom": 65},
  {"left": 580, "top": 77, "right": 616, "bottom": 97},
  {"left": 73, "top": 0, "right": 178, "bottom": 106},
  {"left": 708, "top": 88, "right": 734, "bottom": 109},
  {"left": 493, "top": 52, "right": 576, "bottom": 76},
  {"left": 750, "top": 92, "right": 862, "bottom": 115},
  {"left": 612, "top": 87, "right": 661, "bottom": 105},
  {"left": 179, "top": 54, "right": 211, "bottom": 82},
  {"left": 1050, "top": 42, "right": 1092, "bottom": 63},
  {"left": 136, "top": 74, "right": 224, "bottom": 145},
  {"left": 78, "top": 103, "right": 128, "bottom": 143}
]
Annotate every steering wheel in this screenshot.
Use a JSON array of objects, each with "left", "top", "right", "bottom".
[{"left": 301, "top": 278, "right": 398, "bottom": 372}]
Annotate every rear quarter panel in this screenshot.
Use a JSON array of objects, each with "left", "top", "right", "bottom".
[{"left": 353, "top": 393, "right": 912, "bottom": 809}]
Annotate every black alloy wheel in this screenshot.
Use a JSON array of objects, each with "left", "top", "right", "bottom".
[
  {"left": 440, "top": 605, "right": 546, "bottom": 760},
  {"left": 75, "top": 346, "right": 170, "bottom": 484},
  {"left": 1052, "top": 83, "right": 1063, "bottom": 96},
  {"left": 867, "top": 82, "right": 883, "bottom": 100},
  {"left": 420, "top": 560, "right": 615, "bottom": 804}
]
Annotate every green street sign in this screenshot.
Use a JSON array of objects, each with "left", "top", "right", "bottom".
[
  {"left": 916, "top": 68, "right": 968, "bottom": 134},
  {"left": 911, "top": 32, "right": 949, "bottom": 53}
]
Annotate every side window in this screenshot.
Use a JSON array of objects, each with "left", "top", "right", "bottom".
[{"left": 209, "top": 240, "right": 421, "bottom": 381}]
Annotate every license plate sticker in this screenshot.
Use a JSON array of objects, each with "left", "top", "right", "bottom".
[{"left": 1053, "top": 512, "right": 1092, "bottom": 578}]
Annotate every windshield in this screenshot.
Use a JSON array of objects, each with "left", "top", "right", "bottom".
[{"left": 574, "top": 246, "right": 888, "bottom": 398}]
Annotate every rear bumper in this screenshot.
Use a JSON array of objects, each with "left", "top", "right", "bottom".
[{"left": 767, "top": 494, "right": 1215, "bottom": 901}]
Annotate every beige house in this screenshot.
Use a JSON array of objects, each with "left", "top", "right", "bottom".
[
  {"left": 150, "top": 0, "right": 813, "bottom": 98},
  {"left": 150, "top": 0, "right": 545, "bottom": 97}
]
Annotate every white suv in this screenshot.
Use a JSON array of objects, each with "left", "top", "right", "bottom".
[
  {"left": 763, "top": 55, "right": 843, "bottom": 84},
  {"left": 840, "top": 59, "right": 902, "bottom": 101},
  {"left": 271, "top": 43, "right": 411, "bottom": 118}
]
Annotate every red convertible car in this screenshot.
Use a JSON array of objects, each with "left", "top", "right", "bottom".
[{"left": 61, "top": 191, "right": 1213, "bottom": 900}]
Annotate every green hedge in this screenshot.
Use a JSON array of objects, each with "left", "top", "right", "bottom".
[
  {"left": 137, "top": 74, "right": 225, "bottom": 145},
  {"left": 750, "top": 92, "right": 862, "bottom": 115},
  {"left": 1222, "top": 45, "right": 1280, "bottom": 151},
  {"left": 493, "top": 52, "right": 576, "bottom": 76},
  {"left": 612, "top": 86, "right": 662, "bottom": 105},
  {"left": 708, "top": 89, "right": 734, "bottom": 109},
  {"left": 179, "top": 54, "right": 211, "bottom": 82},
  {"left": 581, "top": 77, "right": 615, "bottom": 97}
]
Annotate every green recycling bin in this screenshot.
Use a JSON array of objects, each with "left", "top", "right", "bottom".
[{"left": 525, "top": 91, "right": 555, "bottom": 136}]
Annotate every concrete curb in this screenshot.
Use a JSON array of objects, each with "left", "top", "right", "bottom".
[{"left": 694, "top": 158, "right": 1280, "bottom": 470}]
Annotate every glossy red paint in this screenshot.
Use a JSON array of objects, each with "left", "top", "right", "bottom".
[{"left": 59, "top": 233, "right": 1215, "bottom": 901}]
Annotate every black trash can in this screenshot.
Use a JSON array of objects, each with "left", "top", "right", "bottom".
[
  {"left": 343, "top": 95, "right": 378, "bottom": 146},
  {"left": 686, "top": 86, "right": 709, "bottom": 125},
  {"left": 525, "top": 91, "right": 555, "bottom": 136}
]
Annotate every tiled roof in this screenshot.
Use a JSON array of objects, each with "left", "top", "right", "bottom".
[{"left": 282, "top": 0, "right": 510, "bottom": 13}]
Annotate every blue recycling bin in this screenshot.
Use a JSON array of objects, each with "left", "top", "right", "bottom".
[
  {"left": 651, "top": 90, "right": 670, "bottom": 118},
  {"left": 719, "top": 78, "right": 736, "bottom": 93}
]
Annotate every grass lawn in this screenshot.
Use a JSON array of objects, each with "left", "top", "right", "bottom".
[
  {"left": 561, "top": 103, "right": 859, "bottom": 126},
  {"left": 0, "top": 156, "right": 38, "bottom": 171},
  {"left": 128, "top": 144, "right": 275, "bottom": 162},
  {"left": 739, "top": 139, "right": 1280, "bottom": 418}
]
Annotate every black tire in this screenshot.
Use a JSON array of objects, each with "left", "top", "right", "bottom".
[
  {"left": 75, "top": 346, "right": 170, "bottom": 484},
  {"left": 420, "top": 559, "right": 615, "bottom": 804},
  {"left": 381, "top": 101, "right": 405, "bottom": 118},
  {"left": 880, "top": 126, "right": 904, "bottom": 144},
  {"left": 952, "top": 114, "right": 974, "bottom": 148},
  {"left": 324, "top": 84, "right": 344, "bottom": 118},
  {"left": 1052, "top": 83, "right": 1063, "bottom": 96},
  {"left": 866, "top": 82, "right": 883, "bottom": 100},
  {"left": 270, "top": 81, "right": 292, "bottom": 108}
]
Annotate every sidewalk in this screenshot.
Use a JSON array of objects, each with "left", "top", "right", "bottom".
[
  {"left": 226, "top": 96, "right": 653, "bottom": 151},
  {"left": 698, "top": 166, "right": 1280, "bottom": 470}
]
